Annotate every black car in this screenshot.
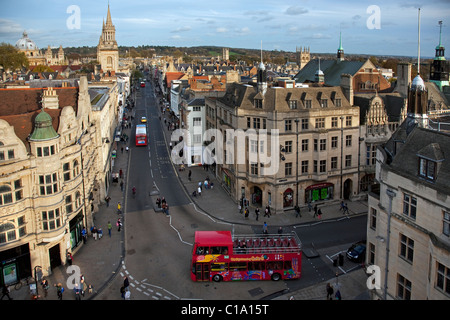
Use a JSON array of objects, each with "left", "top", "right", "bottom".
[{"left": 346, "top": 242, "right": 366, "bottom": 263}]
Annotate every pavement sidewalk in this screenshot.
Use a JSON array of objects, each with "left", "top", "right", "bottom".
[{"left": 9, "top": 87, "right": 370, "bottom": 301}]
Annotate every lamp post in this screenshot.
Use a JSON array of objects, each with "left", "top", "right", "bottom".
[
  {"left": 340, "top": 116, "right": 344, "bottom": 200},
  {"left": 295, "top": 119, "right": 299, "bottom": 207}
]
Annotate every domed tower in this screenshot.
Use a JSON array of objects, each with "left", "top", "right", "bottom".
[
  {"left": 15, "top": 31, "right": 44, "bottom": 66},
  {"left": 406, "top": 8, "right": 429, "bottom": 130},
  {"left": 257, "top": 42, "right": 267, "bottom": 95},
  {"left": 29, "top": 110, "right": 59, "bottom": 141}
]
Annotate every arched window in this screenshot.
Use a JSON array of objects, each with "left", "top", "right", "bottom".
[
  {"left": 0, "top": 185, "right": 13, "bottom": 206},
  {"left": 0, "top": 222, "right": 16, "bottom": 243},
  {"left": 75, "top": 191, "right": 82, "bottom": 208},
  {"left": 73, "top": 160, "right": 80, "bottom": 177}
]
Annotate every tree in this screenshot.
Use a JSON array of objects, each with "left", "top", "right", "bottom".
[
  {"left": 0, "top": 43, "right": 29, "bottom": 71},
  {"left": 32, "top": 65, "right": 55, "bottom": 73}
]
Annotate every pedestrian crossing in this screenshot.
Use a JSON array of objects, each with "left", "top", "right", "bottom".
[{"left": 120, "top": 262, "right": 179, "bottom": 300}]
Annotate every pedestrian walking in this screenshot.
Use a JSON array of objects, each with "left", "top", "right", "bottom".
[
  {"left": 264, "top": 205, "right": 271, "bottom": 218},
  {"left": 105, "top": 196, "right": 111, "bottom": 207},
  {"left": 55, "top": 283, "right": 64, "bottom": 300},
  {"left": 124, "top": 288, "right": 131, "bottom": 300},
  {"left": 120, "top": 180, "right": 124, "bottom": 192},
  {"left": 107, "top": 221, "right": 112, "bottom": 237},
  {"left": 308, "top": 201, "right": 312, "bottom": 212},
  {"left": 81, "top": 227, "right": 87, "bottom": 243},
  {"left": 314, "top": 204, "right": 318, "bottom": 218},
  {"left": 326, "top": 283, "right": 334, "bottom": 300},
  {"left": 165, "top": 203, "right": 170, "bottom": 215},
  {"left": 117, "top": 202, "right": 122, "bottom": 214},
  {"left": 262, "top": 222, "right": 268, "bottom": 235},
  {"left": 278, "top": 226, "right": 283, "bottom": 234},
  {"left": 317, "top": 208, "right": 322, "bottom": 219},
  {"left": 244, "top": 208, "right": 249, "bottom": 219},
  {"left": 294, "top": 205, "right": 301, "bottom": 218},
  {"left": 92, "top": 226, "right": 97, "bottom": 240},
  {"left": 343, "top": 203, "right": 349, "bottom": 215},
  {"left": 74, "top": 283, "right": 81, "bottom": 300},
  {"left": 41, "top": 278, "right": 49, "bottom": 298},
  {"left": 117, "top": 218, "right": 122, "bottom": 232},
  {"left": 123, "top": 276, "right": 130, "bottom": 290},
  {"left": 197, "top": 186, "right": 202, "bottom": 196},
  {"left": 119, "top": 168, "right": 123, "bottom": 179},
  {"left": 67, "top": 252, "right": 73, "bottom": 265},
  {"left": 1, "top": 285, "right": 12, "bottom": 300},
  {"left": 255, "top": 207, "right": 260, "bottom": 221},
  {"left": 188, "top": 169, "right": 192, "bottom": 181},
  {"left": 156, "top": 197, "right": 161, "bottom": 208}
]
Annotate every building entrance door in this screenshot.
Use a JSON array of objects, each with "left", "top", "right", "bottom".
[{"left": 49, "top": 244, "right": 61, "bottom": 271}]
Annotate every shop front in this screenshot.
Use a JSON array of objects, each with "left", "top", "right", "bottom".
[
  {"left": 0, "top": 243, "right": 31, "bottom": 287},
  {"left": 305, "top": 182, "right": 334, "bottom": 203},
  {"left": 69, "top": 211, "right": 84, "bottom": 250}
]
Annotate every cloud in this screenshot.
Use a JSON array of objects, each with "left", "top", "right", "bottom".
[
  {"left": 0, "top": 19, "right": 24, "bottom": 36},
  {"left": 216, "top": 27, "right": 228, "bottom": 33},
  {"left": 235, "top": 27, "right": 250, "bottom": 35},
  {"left": 285, "top": 6, "right": 308, "bottom": 15},
  {"left": 115, "top": 18, "right": 155, "bottom": 25},
  {"left": 171, "top": 26, "right": 191, "bottom": 33}
]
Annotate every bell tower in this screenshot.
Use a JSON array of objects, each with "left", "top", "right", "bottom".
[{"left": 429, "top": 20, "right": 449, "bottom": 91}]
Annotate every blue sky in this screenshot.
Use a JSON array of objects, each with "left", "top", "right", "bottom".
[{"left": 0, "top": 0, "right": 449, "bottom": 58}]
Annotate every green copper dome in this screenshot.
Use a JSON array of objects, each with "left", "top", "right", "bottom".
[{"left": 29, "top": 110, "right": 59, "bottom": 141}]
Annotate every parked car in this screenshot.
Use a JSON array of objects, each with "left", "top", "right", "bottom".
[{"left": 346, "top": 241, "right": 366, "bottom": 263}]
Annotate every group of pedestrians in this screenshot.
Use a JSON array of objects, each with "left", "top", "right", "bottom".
[{"left": 156, "top": 196, "right": 169, "bottom": 215}]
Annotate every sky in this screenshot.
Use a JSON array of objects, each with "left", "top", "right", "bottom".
[{"left": 0, "top": 0, "right": 449, "bottom": 58}]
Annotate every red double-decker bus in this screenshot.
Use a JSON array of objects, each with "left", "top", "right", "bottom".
[
  {"left": 135, "top": 124, "right": 148, "bottom": 146},
  {"left": 191, "top": 231, "right": 302, "bottom": 282}
]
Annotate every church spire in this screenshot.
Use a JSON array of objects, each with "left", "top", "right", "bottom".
[
  {"left": 337, "top": 31, "right": 344, "bottom": 61},
  {"left": 106, "top": 3, "right": 113, "bottom": 26}
]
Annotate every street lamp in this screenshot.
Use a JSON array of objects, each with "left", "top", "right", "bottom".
[{"left": 294, "top": 119, "right": 299, "bottom": 207}]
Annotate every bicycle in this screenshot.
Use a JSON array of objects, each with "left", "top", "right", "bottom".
[{"left": 14, "top": 276, "right": 35, "bottom": 290}]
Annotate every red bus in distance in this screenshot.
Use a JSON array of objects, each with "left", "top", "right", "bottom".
[
  {"left": 135, "top": 124, "right": 148, "bottom": 146},
  {"left": 191, "top": 230, "right": 302, "bottom": 282}
]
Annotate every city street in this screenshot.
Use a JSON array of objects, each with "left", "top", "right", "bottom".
[{"left": 93, "top": 78, "right": 369, "bottom": 300}]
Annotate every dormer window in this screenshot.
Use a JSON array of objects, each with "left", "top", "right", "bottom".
[
  {"left": 418, "top": 157, "right": 436, "bottom": 181},
  {"left": 417, "top": 143, "right": 444, "bottom": 182},
  {"left": 289, "top": 100, "right": 298, "bottom": 109},
  {"left": 254, "top": 99, "right": 263, "bottom": 109}
]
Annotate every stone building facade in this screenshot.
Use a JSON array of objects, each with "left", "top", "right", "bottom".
[
  {"left": 206, "top": 66, "right": 360, "bottom": 213},
  {"left": 367, "top": 73, "right": 450, "bottom": 300},
  {"left": 0, "top": 76, "right": 116, "bottom": 284}
]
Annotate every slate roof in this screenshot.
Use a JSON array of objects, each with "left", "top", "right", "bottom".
[
  {"left": 386, "top": 126, "right": 450, "bottom": 194},
  {"left": 294, "top": 59, "right": 365, "bottom": 86}
]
